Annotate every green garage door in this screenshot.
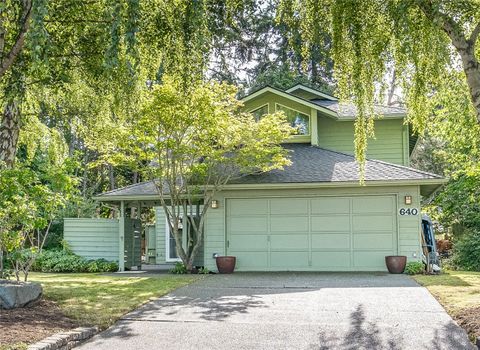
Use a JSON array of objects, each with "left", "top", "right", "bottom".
[{"left": 226, "top": 196, "right": 397, "bottom": 271}]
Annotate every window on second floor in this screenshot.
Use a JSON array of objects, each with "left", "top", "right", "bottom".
[
  {"left": 250, "top": 104, "right": 269, "bottom": 121},
  {"left": 275, "top": 104, "right": 310, "bottom": 136}
]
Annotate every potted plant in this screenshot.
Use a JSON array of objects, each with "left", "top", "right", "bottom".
[
  {"left": 215, "top": 256, "right": 236, "bottom": 274},
  {"left": 385, "top": 255, "right": 407, "bottom": 274}
]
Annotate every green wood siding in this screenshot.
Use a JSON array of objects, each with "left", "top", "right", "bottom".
[
  {"left": 64, "top": 218, "right": 119, "bottom": 261},
  {"left": 155, "top": 207, "right": 168, "bottom": 264},
  {"left": 204, "top": 185, "right": 422, "bottom": 272},
  {"left": 317, "top": 114, "right": 408, "bottom": 165}
]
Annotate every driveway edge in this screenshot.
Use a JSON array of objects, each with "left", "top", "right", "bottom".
[{"left": 27, "top": 326, "right": 99, "bottom": 350}]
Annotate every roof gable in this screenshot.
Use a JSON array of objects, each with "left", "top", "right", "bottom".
[
  {"left": 241, "top": 85, "right": 337, "bottom": 117},
  {"left": 242, "top": 85, "right": 406, "bottom": 120}
]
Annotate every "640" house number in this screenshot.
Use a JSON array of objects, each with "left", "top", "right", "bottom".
[{"left": 399, "top": 208, "right": 419, "bottom": 216}]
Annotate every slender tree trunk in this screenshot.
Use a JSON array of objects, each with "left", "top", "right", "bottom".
[
  {"left": 418, "top": 2, "right": 480, "bottom": 122},
  {"left": 441, "top": 24, "right": 480, "bottom": 123},
  {"left": 0, "top": 247, "right": 4, "bottom": 279},
  {"left": 387, "top": 69, "right": 397, "bottom": 106},
  {"left": 0, "top": 0, "right": 32, "bottom": 80},
  {"left": 130, "top": 171, "right": 138, "bottom": 217},
  {"left": 457, "top": 47, "right": 480, "bottom": 122},
  {"left": 82, "top": 151, "right": 88, "bottom": 196},
  {"left": 108, "top": 164, "right": 115, "bottom": 190},
  {"left": 0, "top": 101, "right": 20, "bottom": 168}
]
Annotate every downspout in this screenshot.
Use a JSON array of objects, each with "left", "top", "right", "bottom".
[{"left": 118, "top": 200, "right": 125, "bottom": 271}]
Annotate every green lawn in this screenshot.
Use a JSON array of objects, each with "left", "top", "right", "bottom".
[
  {"left": 412, "top": 270, "right": 480, "bottom": 341},
  {"left": 29, "top": 272, "right": 203, "bottom": 328}
]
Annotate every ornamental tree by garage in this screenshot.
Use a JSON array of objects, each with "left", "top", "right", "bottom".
[{"left": 120, "top": 76, "right": 293, "bottom": 272}]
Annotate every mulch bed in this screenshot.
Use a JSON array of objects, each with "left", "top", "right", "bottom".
[
  {"left": 0, "top": 298, "right": 78, "bottom": 347},
  {"left": 454, "top": 306, "right": 480, "bottom": 343}
]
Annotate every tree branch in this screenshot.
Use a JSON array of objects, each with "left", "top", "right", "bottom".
[
  {"left": 0, "top": 0, "right": 5, "bottom": 64},
  {"left": 0, "top": 0, "right": 32, "bottom": 79},
  {"left": 417, "top": 0, "right": 467, "bottom": 49},
  {"left": 470, "top": 21, "right": 480, "bottom": 45}
]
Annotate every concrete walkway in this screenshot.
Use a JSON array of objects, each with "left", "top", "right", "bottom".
[{"left": 77, "top": 273, "right": 473, "bottom": 350}]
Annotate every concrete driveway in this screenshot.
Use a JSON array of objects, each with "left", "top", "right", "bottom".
[{"left": 77, "top": 273, "right": 473, "bottom": 350}]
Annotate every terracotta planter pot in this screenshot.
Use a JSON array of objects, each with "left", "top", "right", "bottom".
[
  {"left": 385, "top": 256, "right": 407, "bottom": 274},
  {"left": 216, "top": 256, "right": 236, "bottom": 274}
]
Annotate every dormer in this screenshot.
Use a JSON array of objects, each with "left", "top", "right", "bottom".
[
  {"left": 242, "top": 85, "right": 337, "bottom": 144},
  {"left": 241, "top": 84, "right": 415, "bottom": 166}
]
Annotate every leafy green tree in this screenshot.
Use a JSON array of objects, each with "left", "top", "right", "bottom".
[
  {"left": 0, "top": 0, "right": 140, "bottom": 168},
  {"left": 278, "top": 0, "right": 480, "bottom": 171},
  {"left": 0, "top": 162, "right": 74, "bottom": 281},
  {"left": 0, "top": 132, "right": 76, "bottom": 280},
  {"left": 115, "top": 76, "right": 292, "bottom": 271}
]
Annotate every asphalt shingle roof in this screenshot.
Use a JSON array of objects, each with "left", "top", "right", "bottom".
[
  {"left": 311, "top": 99, "right": 406, "bottom": 118},
  {"left": 96, "top": 144, "right": 442, "bottom": 198},
  {"left": 230, "top": 144, "right": 441, "bottom": 184}
]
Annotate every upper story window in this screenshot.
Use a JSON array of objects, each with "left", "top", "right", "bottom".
[
  {"left": 250, "top": 104, "right": 269, "bottom": 121},
  {"left": 275, "top": 103, "right": 310, "bottom": 136}
]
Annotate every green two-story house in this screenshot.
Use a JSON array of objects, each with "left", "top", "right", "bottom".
[{"left": 66, "top": 84, "right": 445, "bottom": 272}]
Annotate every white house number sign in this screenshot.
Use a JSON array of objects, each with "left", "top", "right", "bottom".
[{"left": 398, "top": 208, "right": 419, "bottom": 216}]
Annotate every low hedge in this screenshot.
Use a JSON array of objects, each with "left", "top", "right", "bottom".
[
  {"left": 32, "top": 249, "right": 118, "bottom": 273},
  {"left": 450, "top": 229, "right": 480, "bottom": 271}
]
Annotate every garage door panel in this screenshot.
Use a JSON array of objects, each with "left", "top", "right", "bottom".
[
  {"left": 270, "top": 198, "right": 308, "bottom": 214},
  {"left": 311, "top": 215, "right": 350, "bottom": 232},
  {"left": 311, "top": 233, "right": 350, "bottom": 250},
  {"left": 353, "top": 234, "right": 393, "bottom": 250},
  {"left": 311, "top": 251, "right": 351, "bottom": 268},
  {"left": 234, "top": 252, "right": 268, "bottom": 269},
  {"left": 227, "top": 195, "right": 396, "bottom": 271},
  {"left": 353, "top": 251, "right": 392, "bottom": 269},
  {"left": 270, "top": 234, "right": 309, "bottom": 250},
  {"left": 352, "top": 215, "right": 393, "bottom": 232},
  {"left": 352, "top": 196, "right": 393, "bottom": 214},
  {"left": 228, "top": 199, "right": 268, "bottom": 215},
  {"left": 228, "top": 217, "right": 267, "bottom": 233},
  {"left": 270, "top": 252, "right": 309, "bottom": 268},
  {"left": 229, "top": 234, "right": 268, "bottom": 251},
  {"left": 270, "top": 216, "right": 308, "bottom": 232},
  {"left": 311, "top": 198, "right": 350, "bottom": 214}
]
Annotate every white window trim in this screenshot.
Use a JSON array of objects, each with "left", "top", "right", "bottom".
[
  {"left": 275, "top": 103, "right": 311, "bottom": 136},
  {"left": 165, "top": 217, "right": 183, "bottom": 262},
  {"left": 248, "top": 103, "right": 269, "bottom": 118}
]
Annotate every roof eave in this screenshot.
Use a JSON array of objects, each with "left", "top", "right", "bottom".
[
  {"left": 222, "top": 178, "right": 446, "bottom": 190},
  {"left": 333, "top": 113, "right": 407, "bottom": 121},
  {"left": 93, "top": 178, "right": 446, "bottom": 203}
]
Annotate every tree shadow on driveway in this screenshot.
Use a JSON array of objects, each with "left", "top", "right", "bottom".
[
  {"left": 308, "top": 303, "right": 473, "bottom": 350},
  {"left": 308, "top": 304, "right": 404, "bottom": 350},
  {"left": 123, "top": 290, "right": 268, "bottom": 322}
]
